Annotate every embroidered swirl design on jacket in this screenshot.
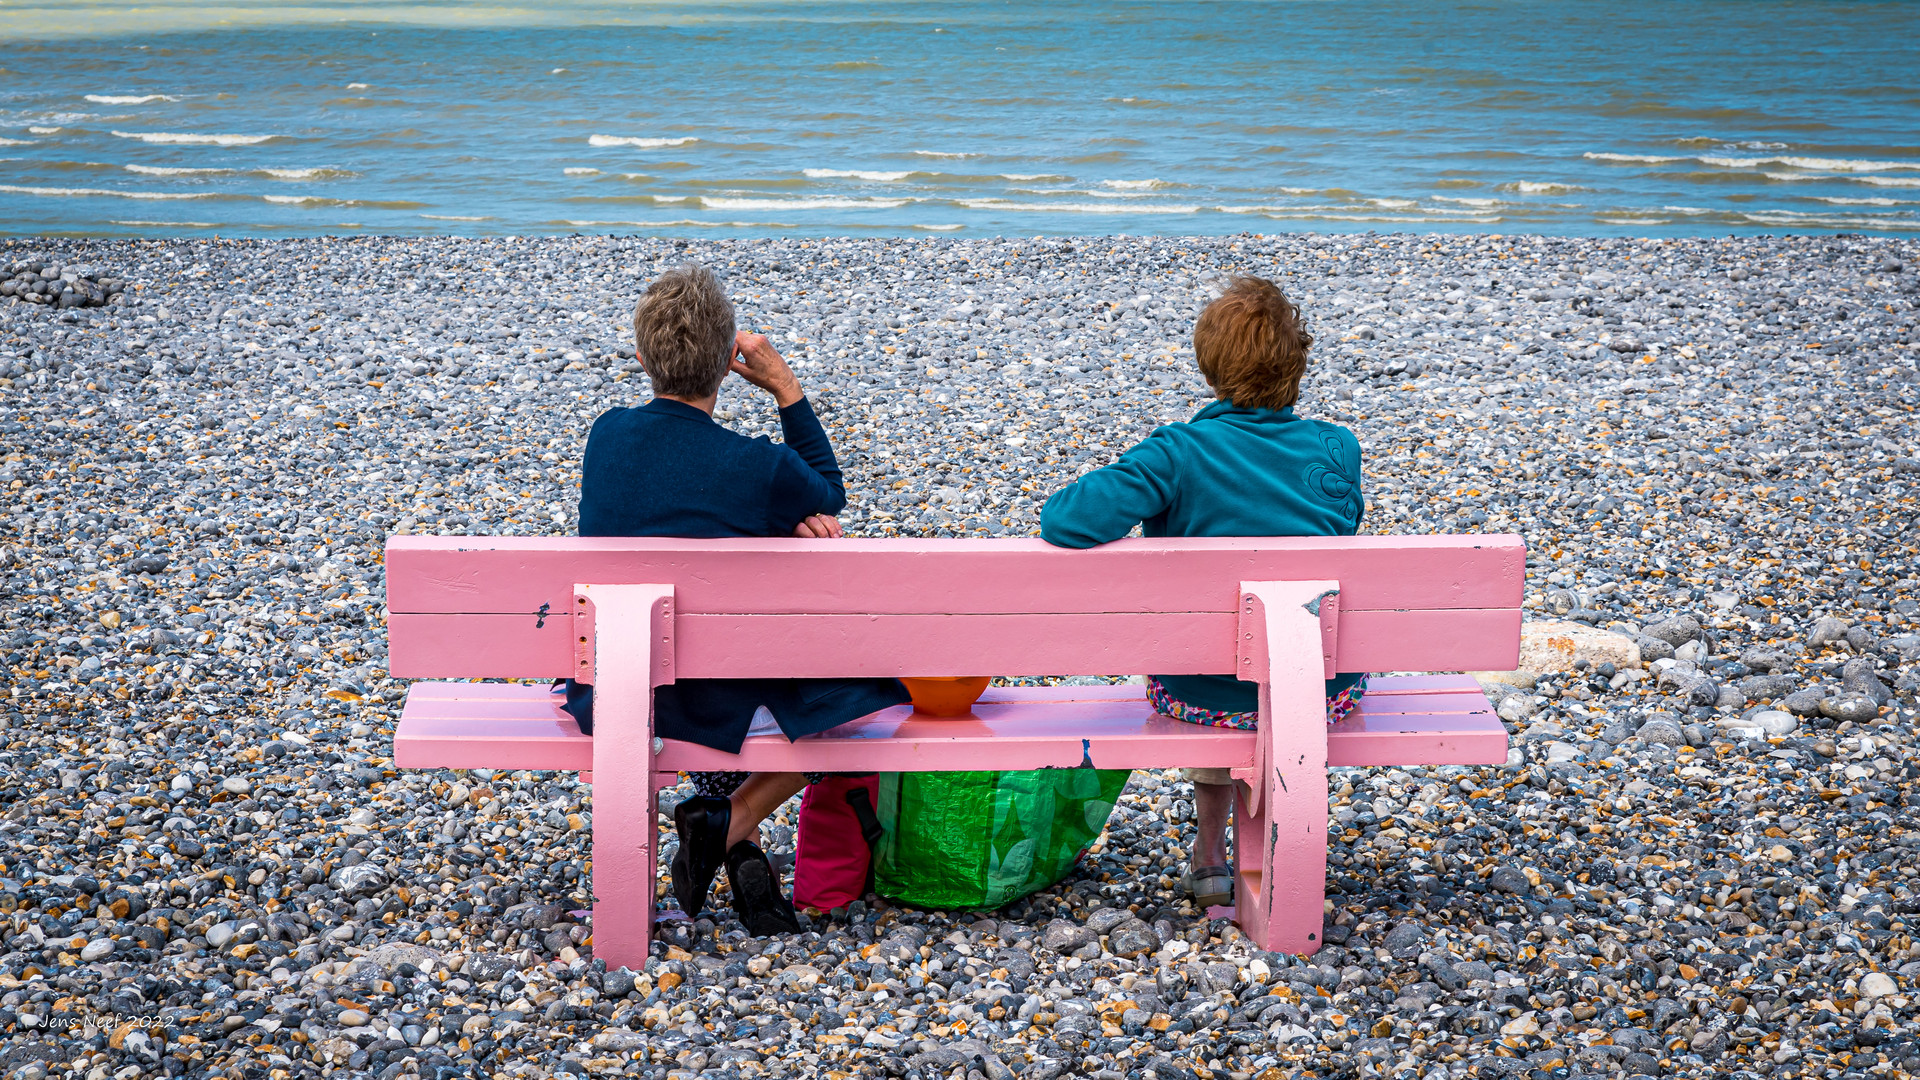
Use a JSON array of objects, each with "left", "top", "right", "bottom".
[{"left": 1301, "top": 425, "right": 1362, "bottom": 526}]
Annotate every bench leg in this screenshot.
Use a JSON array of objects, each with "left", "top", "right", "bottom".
[
  {"left": 586, "top": 585, "right": 675, "bottom": 972},
  {"left": 1235, "top": 581, "right": 1334, "bottom": 955}
]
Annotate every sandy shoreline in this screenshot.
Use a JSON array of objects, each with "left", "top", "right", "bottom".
[{"left": 1, "top": 232, "right": 1918, "bottom": 1079}]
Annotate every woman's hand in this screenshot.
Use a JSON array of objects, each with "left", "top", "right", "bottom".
[
  {"left": 730, "top": 332, "right": 804, "bottom": 408},
  {"left": 792, "top": 514, "right": 843, "bottom": 539}
]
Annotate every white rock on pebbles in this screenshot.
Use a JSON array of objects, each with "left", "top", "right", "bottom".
[{"left": 0, "top": 232, "right": 1915, "bottom": 1080}]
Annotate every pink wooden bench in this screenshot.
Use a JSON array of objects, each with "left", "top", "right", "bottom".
[{"left": 383, "top": 535, "right": 1523, "bottom": 971}]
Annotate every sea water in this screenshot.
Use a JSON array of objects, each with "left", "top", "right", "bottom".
[{"left": 3, "top": 0, "right": 1918, "bottom": 238}]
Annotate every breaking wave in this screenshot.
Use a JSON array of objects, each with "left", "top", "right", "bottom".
[
  {"left": 588, "top": 135, "right": 698, "bottom": 148},
  {"left": 111, "top": 130, "right": 277, "bottom": 145}
]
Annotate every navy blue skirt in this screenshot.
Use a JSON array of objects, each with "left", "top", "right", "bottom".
[{"left": 560, "top": 677, "right": 910, "bottom": 754}]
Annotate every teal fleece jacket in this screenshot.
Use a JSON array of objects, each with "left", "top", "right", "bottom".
[{"left": 1040, "top": 399, "right": 1366, "bottom": 713}]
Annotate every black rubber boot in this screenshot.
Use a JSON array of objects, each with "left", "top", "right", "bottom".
[
  {"left": 725, "top": 840, "right": 803, "bottom": 936},
  {"left": 669, "top": 794, "right": 731, "bottom": 917}
]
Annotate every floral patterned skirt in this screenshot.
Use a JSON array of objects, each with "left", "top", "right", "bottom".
[{"left": 1146, "top": 674, "right": 1369, "bottom": 731}]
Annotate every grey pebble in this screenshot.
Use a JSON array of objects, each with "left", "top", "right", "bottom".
[
  {"left": 1819, "top": 693, "right": 1883, "bottom": 723},
  {"left": 1808, "top": 615, "right": 1852, "bottom": 648},
  {"left": 1783, "top": 687, "right": 1833, "bottom": 716},
  {"left": 1487, "top": 865, "right": 1531, "bottom": 895},
  {"left": 1636, "top": 717, "right": 1687, "bottom": 747},
  {"left": 1640, "top": 615, "right": 1702, "bottom": 646}
]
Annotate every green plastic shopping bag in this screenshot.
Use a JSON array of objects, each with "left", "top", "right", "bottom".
[{"left": 872, "top": 767, "right": 1130, "bottom": 910}]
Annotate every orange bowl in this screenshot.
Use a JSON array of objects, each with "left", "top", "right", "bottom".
[{"left": 901, "top": 676, "right": 992, "bottom": 718}]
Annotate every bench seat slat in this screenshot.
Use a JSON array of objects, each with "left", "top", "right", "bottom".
[
  {"left": 399, "top": 695, "right": 570, "bottom": 720},
  {"left": 974, "top": 673, "right": 1487, "bottom": 703},
  {"left": 389, "top": 681, "right": 555, "bottom": 701},
  {"left": 393, "top": 678, "right": 1509, "bottom": 775},
  {"left": 396, "top": 670, "right": 1488, "bottom": 706},
  {"left": 386, "top": 608, "right": 1522, "bottom": 681},
  {"left": 395, "top": 713, "right": 587, "bottom": 771},
  {"left": 1338, "top": 673, "right": 1484, "bottom": 695},
  {"left": 1349, "top": 691, "right": 1491, "bottom": 716}
]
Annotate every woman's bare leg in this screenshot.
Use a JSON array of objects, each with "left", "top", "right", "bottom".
[
  {"left": 1193, "top": 780, "right": 1234, "bottom": 867},
  {"left": 726, "top": 772, "right": 808, "bottom": 849}
]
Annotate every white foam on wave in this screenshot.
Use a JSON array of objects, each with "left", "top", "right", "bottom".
[
  {"left": 111, "top": 219, "right": 220, "bottom": 227},
  {"left": 914, "top": 150, "right": 978, "bottom": 159},
  {"left": 564, "top": 167, "right": 601, "bottom": 176},
  {"left": 588, "top": 135, "right": 698, "bottom": 148},
  {"left": 1434, "top": 196, "right": 1503, "bottom": 207},
  {"left": 1728, "top": 207, "right": 1915, "bottom": 223},
  {"left": 259, "top": 167, "right": 349, "bottom": 180},
  {"left": 960, "top": 199, "right": 1199, "bottom": 214},
  {"left": 0, "top": 138, "right": 36, "bottom": 146},
  {"left": 126, "top": 164, "right": 350, "bottom": 180},
  {"left": 1584, "top": 152, "right": 1687, "bottom": 164},
  {"left": 1812, "top": 195, "right": 1912, "bottom": 206},
  {"left": 1014, "top": 187, "right": 1157, "bottom": 199},
  {"left": 1217, "top": 201, "right": 1404, "bottom": 215},
  {"left": 421, "top": 214, "right": 492, "bottom": 221},
  {"left": 804, "top": 168, "right": 913, "bottom": 181},
  {"left": 1258, "top": 210, "right": 1501, "bottom": 224},
  {"left": 1100, "top": 178, "right": 1167, "bottom": 190},
  {"left": 913, "top": 223, "right": 965, "bottom": 231},
  {"left": 1499, "top": 181, "right": 1591, "bottom": 194},
  {"left": 347, "top": 83, "right": 371, "bottom": 89},
  {"left": 1757, "top": 171, "right": 1920, "bottom": 188},
  {"left": 1000, "top": 173, "right": 1067, "bottom": 181},
  {"left": 1703, "top": 154, "right": 1920, "bottom": 172},
  {"left": 126, "top": 164, "right": 231, "bottom": 176},
  {"left": 560, "top": 219, "right": 799, "bottom": 229},
  {"left": 112, "top": 130, "right": 276, "bottom": 145},
  {"left": 0, "top": 183, "right": 213, "bottom": 200},
  {"left": 30, "top": 127, "right": 61, "bottom": 135},
  {"left": 86, "top": 94, "right": 180, "bottom": 104},
  {"left": 701, "top": 196, "right": 912, "bottom": 210},
  {"left": 1366, "top": 197, "right": 1419, "bottom": 209},
  {"left": 1739, "top": 210, "right": 1918, "bottom": 229}
]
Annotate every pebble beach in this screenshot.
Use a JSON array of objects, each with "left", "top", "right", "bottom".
[{"left": 2, "top": 232, "right": 1919, "bottom": 1080}]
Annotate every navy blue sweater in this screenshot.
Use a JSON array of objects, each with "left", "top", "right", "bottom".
[
  {"left": 565, "top": 395, "right": 907, "bottom": 751},
  {"left": 579, "top": 396, "right": 846, "bottom": 538}
]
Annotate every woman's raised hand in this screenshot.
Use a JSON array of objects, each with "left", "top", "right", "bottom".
[{"left": 730, "top": 331, "right": 804, "bottom": 408}]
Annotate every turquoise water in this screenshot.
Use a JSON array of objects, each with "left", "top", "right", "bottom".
[{"left": 4, "top": 0, "right": 1919, "bottom": 237}]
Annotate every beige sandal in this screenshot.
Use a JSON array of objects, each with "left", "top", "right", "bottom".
[{"left": 1184, "top": 863, "right": 1234, "bottom": 909}]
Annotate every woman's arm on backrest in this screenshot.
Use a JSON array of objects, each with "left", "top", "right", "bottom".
[{"left": 1038, "top": 433, "right": 1179, "bottom": 548}]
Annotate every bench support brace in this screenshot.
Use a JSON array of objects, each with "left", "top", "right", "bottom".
[
  {"left": 1235, "top": 580, "right": 1337, "bottom": 955},
  {"left": 581, "top": 584, "right": 675, "bottom": 972}
]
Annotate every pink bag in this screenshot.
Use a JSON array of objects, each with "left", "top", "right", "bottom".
[{"left": 793, "top": 775, "right": 882, "bottom": 912}]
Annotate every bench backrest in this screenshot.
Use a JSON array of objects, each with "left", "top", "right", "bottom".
[{"left": 384, "top": 535, "right": 1524, "bottom": 680}]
